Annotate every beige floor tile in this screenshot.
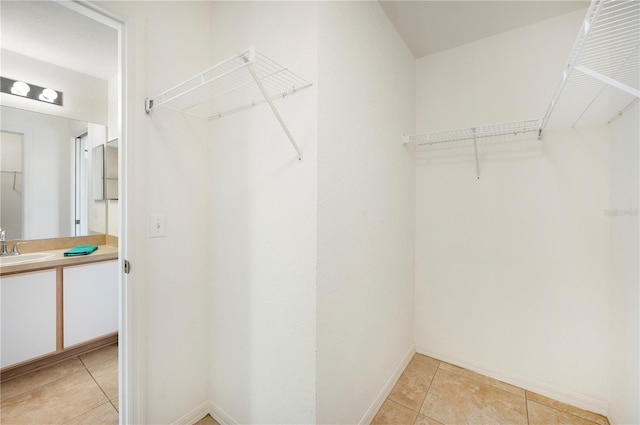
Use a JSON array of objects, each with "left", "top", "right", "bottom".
[
  {"left": 64, "top": 402, "right": 119, "bottom": 425},
  {"left": 528, "top": 400, "right": 604, "bottom": 425},
  {"left": 438, "top": 362, "right": 525, "bottom": 397},
  {"left": 0, "top": 358, "right": 86, "bottom": 402},
  {"left": 0, "top": 370, "right": 108, "bottom": 425},
  {"left": 527, "top": 392, "right": 609, "bottom": 425},
  {"left": 80, "top": 344, "right": 118, "bottom": 371},
  {"left": 85, "top": 354, "right": 118, "bottom": 399},
  {"left": 421, "top": 368, "right": 528, "bottom": 425},
  {"left": 414, "top": 414, "right": 444, "bottom": 425},
  {"left": 388, "top": 356, "right": 438, "bottom": 411},
  {"left": 195, "top": 414, "right": 221, "bottom": 425},
  {"left": 409, "top": 354, "right": 440, "bottom": 373},
  {"left": 372, "top": 399, "right": 419, "bottom": 425}
]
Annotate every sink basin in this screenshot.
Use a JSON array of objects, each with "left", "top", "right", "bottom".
[{"left": 0, "top": 252, "right": 56, "bottom": 266}]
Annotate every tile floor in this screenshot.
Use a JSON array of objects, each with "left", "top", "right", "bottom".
[
  {"left": 0, "top": 347, "right": 610, "bottom": 425},
  {"left": 0, "top": 343, "right": 118, "bottom": 425},
  {"left": 372, "top": 354, "right": 610, "bottom": 425}
]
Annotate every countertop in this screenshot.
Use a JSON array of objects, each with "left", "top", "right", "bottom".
[{"left": 0, "top": 245, "right": 118, "bottom": 276}]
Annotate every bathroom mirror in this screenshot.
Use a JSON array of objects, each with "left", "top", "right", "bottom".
[{"left": 0, "top": 105, "right": 111, "bottom": 240}]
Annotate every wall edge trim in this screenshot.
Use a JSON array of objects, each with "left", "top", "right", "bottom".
[
  {"left": 209, "top": 400, "right": 240, "bottom": 425},
  {"left": 171, "top": 401, "right": 210, "bottom": 425},
  {"left": 359, "top": 344, "right": 416, "bottom": 425}
]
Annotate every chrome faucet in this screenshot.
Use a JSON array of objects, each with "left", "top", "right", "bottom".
[
  {"left": 0, "top": 228, "right": 20, "bottom": 256},
  {"left": 0, "top": 228, "right": 7, "bottom": 256}
]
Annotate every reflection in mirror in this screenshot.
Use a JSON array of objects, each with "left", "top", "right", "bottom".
[
  {"left": 0, "top": 105, "right": 108, "bottom": 240},
  {"left": 0, "top": 131, "right": 24, "bottom": 239},
  {"left": 105, "top": 139, "right": 118, "bottom": 200},
  {"left": 93, "top": 145, "right": 105, "bottom": 201}
]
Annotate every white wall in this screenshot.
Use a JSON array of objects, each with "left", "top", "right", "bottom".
[
  {"left": 107, "top": 74, "right": 119, "bottom": 237},
  {"left": 97, "top": 2, "right": 213, "bottom": 423},
  {"left": 0, "top": 49, "right": 108, "bottom": 125},
  {"left": 608, "top": 100, "right": 639, "bottom": 425},
  {"left": 207, "top": 2, "right": 318, "bottom": 423},
  {"left": 414, "top": 9, "right": 612, "bottom": 413},
  {"left": 87, "top": 122, "right": 107, "bottom": 235},
  {"left": 316, "top": 2, "right": 416, "bottom": 424}
]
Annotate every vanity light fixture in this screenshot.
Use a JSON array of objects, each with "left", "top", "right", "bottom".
[{"left": 1, "top": 77, "right": 63, "bottom": 106}]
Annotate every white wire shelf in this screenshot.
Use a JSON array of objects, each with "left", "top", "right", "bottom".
[
  {"left": 541, "top": 0, "right": 640, "bottom": 133},
  {"left": 145, "top": 46, "right": 312, "bottom": 161},
  {"left": 403, "top": 119, "right": 542, "bottom": 146},
  {"left": 403, "top": 119, "right": 542, "bottom": 179}
]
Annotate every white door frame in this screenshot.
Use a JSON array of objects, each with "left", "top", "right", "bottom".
[{"left": 56, "top": 1, "right": 142, "bottom": 423}]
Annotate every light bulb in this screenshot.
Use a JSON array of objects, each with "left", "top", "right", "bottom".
[
  {"left": 39, "top": 88, "right": 58, "bottom": 102},
  {"left": 10, "top": 81, "right": 30, "bottom": 96}
]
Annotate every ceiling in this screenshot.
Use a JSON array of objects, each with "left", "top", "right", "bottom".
[
  {"left": 0, "top": 1, "right": 117, "bottom": 80},
  {"left": 379, "top": 1, "right": 589, "bottom": 58},
  {"left": 0, "top": 1, "right": 588, "bottom": 80}
]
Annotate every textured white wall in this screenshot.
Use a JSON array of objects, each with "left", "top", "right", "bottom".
[
  {"left": 98, "top": 2, "right": 213, "bottom": 423},
  {"left": 317, "top": 2, "right": 416, "bottom": 423},
  {"left": 207, "top": 2, "right": 318, "bottom": 423},
  {"left": 608, "top": 101, "right": 640, "bottom": 425},
  {"left": 414, "top": 10, "right": 612, "bottom": 413}
]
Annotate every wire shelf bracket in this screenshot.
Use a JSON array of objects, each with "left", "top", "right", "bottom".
[
  {"left": 403, "top": 119, "right": 543, "bottom": 179},
  {"left": 145, "top": 46, "right": 312, "bottom": 162},
  {"left": 540, "top": 0, "right": 640, "bottom": 134}
]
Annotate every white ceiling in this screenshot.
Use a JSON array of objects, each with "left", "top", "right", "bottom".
[
  {"left": 0, "top": 1, "right": 117, "bottom": 80},
  {"left": 379, "top": 1, "right": 589, "bottom": 58},
  {"left": 0, "top": 1, "right": 587, "bottom": 80}
]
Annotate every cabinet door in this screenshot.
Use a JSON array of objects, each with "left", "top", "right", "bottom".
[
  {"left": 1, "top": 269, "right": 57, "bottom": 368},
  {"left": 63, "top": 261, "right": 118, "bottom": 348}
]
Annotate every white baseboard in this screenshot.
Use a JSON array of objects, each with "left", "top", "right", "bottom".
[
  {"left": 415, "top": 345, "right": 609, "bottom": 416},
  {"left": 171, "top": 401, "right": 211, "bottom": 425},
  {"left": 209, "top": 400, "right": 239, "bottom": 425},
  {"left": 359, "top": 345, "right": 416, "bottom": 425}
]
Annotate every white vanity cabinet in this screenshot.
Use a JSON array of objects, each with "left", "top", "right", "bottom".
[
  {"left": 63, "top": 260, "right": 118, "bottom": 348},
  {"left": 1, "top": 269, "right": 57, "bottom": 368}
]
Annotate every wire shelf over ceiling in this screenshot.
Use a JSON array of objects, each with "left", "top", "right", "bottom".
[
  {"left": 403, "top": 119, "right": 542, "bottom": 179},
  {"left": 541, "top": 0, "right": 640, "bottom": 133},
  {"left": 145, "top": 46, "right": 312, "bottom": 161}
]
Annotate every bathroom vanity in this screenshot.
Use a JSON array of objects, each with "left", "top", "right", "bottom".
[{"left": 0, "top": 238, "right": 118, "bottom": 381}]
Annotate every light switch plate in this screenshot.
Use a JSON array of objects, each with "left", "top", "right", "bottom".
[{"left": 150, "top": 214, "right": 166, "bottom": 238}]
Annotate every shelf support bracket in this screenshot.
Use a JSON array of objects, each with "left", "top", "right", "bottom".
[
  {"left": 574, "top": 65, "right": 640, "bottom": 98},
  {"left": 245, "top": 61, "right": 303, "bottom": 162}
]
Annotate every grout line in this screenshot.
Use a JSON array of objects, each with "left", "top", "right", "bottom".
[
  {"left": 79, "top": 356, "right": 113, "bottom": 404},
  {"left": 525, "top": 390, "right": 530, "bottom": 425},
  {"left": 109, "top": 397, "right": 119, "bottom": 413}
]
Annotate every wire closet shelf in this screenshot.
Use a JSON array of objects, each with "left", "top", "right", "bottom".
[
  {"left": 145, "top": 46, "right": 312, "bottom": 161},
  {"left": 403, "top": 119, "right": 542, "bottom": 179},
  {"left": 540, "top": 0, "right": 640, "bottom": 133},
  {"left": 403, "top": 119, "right": 542, "bottom": 146}
]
